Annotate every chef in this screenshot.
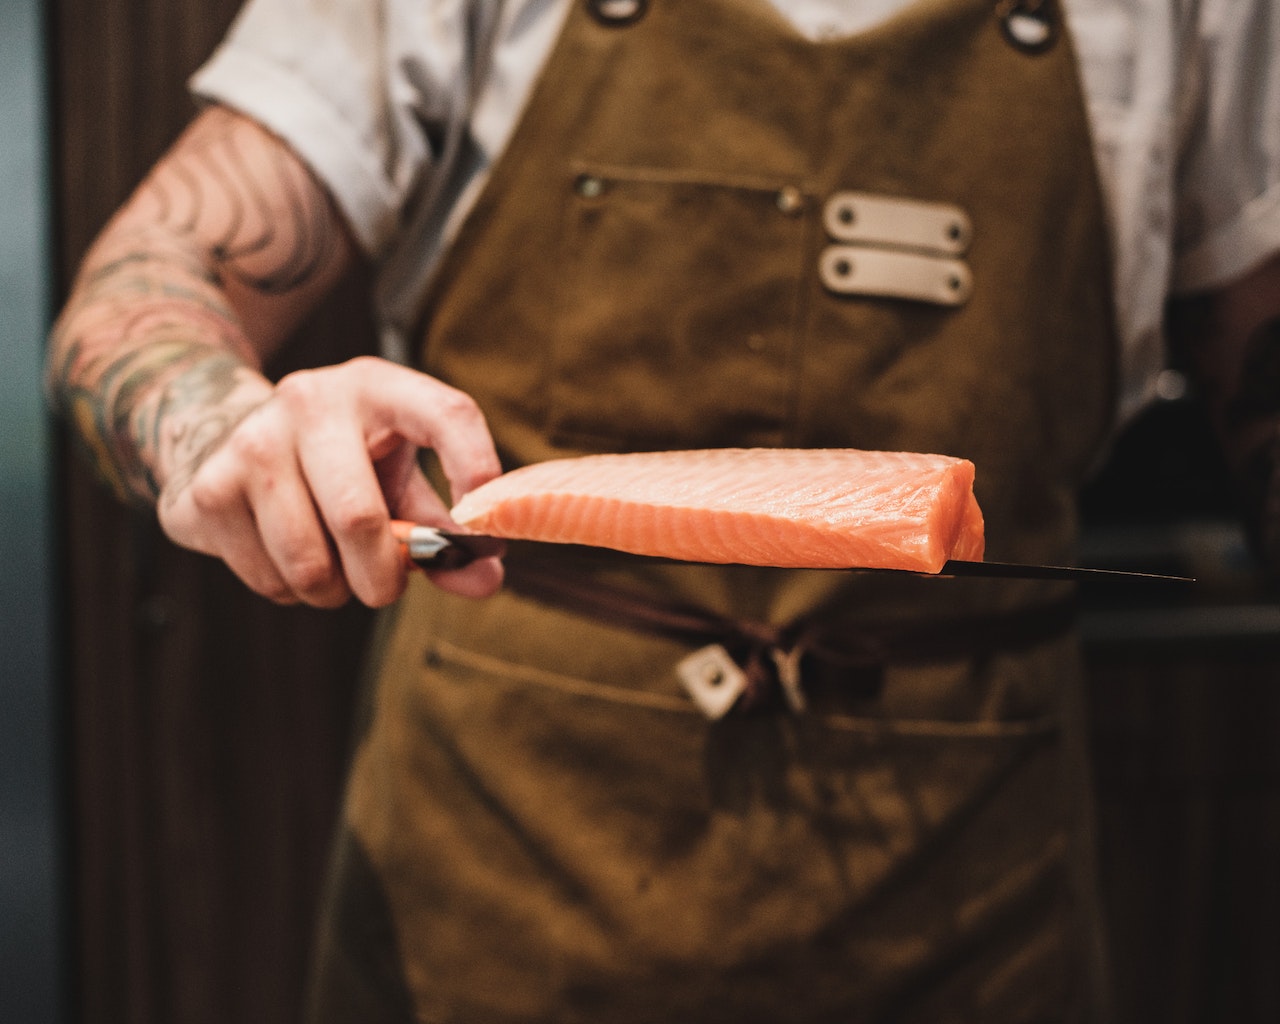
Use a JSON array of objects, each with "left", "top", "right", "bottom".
[{"left": 46, "top": 0, "right": 1280, "bottom": 1020}]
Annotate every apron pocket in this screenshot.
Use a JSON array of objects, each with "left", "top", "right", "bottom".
[
  {"left": 341, "top": 577, "right": 1089, "bottom": 1019},
  {"left": 373, "top": 631, "right": 1073, "bottom": 1022},
  {"left": 548, "top": 163, "right": 809, "bottom": 450}
]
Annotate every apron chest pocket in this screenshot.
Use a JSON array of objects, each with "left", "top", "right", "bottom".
[{"left": 548, "top": 164, "right": 810, "bottom": 450}]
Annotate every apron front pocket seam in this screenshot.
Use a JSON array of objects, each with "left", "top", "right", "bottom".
[
  {"left": 424, "top": 635, "right": 1064, "bottom": 740},
  {"left": 425, "top": 636, "right": 696, "bottom": 714}
]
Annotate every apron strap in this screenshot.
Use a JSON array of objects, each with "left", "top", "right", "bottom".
[{"left": 504, "top": 562, "right": 1079, "bottom": 714}]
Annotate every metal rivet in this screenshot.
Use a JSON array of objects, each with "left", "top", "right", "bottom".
[
  {"left": 948, "top": 274, "right": 963, "bottom": 291},
  {"left": 997, "top": 0, "right": 1057, "bottom": 55},
  {"left": 677, "top": 644, "right": 749, "bottom": 719},
  {"left": 947, "top": 222, "right": 962, "bottom": 241},
  {"left": 1155, "top": 368, "right": 1189, "bottom": 402},
  {"left": 588, "top": 0, "right": 647, "bottom": 27},
  {"left": 834, "top": 257, "right": 853, "bottom": 277},
  {"left": 776, "top": 186, "right": 804, "bottom": 215},
  {"left": 837, "top": 205, "right": 855, "bottom": 226},
  {"left": 575, "top": 173, "right": 605, "bottom": 198}
]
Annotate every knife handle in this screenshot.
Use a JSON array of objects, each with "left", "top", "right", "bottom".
[{"left": 390, "top": 520, "right": 504, "bottom": 570}]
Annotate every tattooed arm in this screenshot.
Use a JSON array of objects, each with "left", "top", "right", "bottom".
[
  {"left": 1171, "top": 252, "right": 1280, "bottom": 573},
  {"left": 48, "top": 105, "right": 503, "bottom": 606}
]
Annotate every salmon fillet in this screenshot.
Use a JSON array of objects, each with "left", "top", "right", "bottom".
[{"left": 450, "top": 448, "right": 984, "bottom": 573}]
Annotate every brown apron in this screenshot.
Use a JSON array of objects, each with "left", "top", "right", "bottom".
[{"left": 309, "top": 0, "right": 1118, "bottom": 1021}]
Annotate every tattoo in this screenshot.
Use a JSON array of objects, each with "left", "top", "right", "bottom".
[
  {"left": 156, "top": 357, "right": 269, "bottom": 509},
  {"left": 47, "top": 106, "right": 343, "bottom": 507},
  {"left": 47, "top": 234, "right": 268, "bottom": 505},
  {"left": 84, "top": 246, "right": 219, "bottom": 292},
  {"left": 51, "top": 330, "right": 262, "bottom": 505},
  {"left": 137, "top": 109, "right": 337, "bottom": 295}
]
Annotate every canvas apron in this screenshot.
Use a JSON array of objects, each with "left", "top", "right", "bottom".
[{"left": 309, "top": 0, "right": 1118, "bottom": 1021}]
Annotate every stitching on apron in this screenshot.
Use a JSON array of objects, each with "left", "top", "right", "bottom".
[
  {"left": 427, "top": 637, "right": 1060, "bottom": 739},
  {"left": 804, "top": 709, "right": 1058, "bottom": 739},
  {"left": 501, "top": 560, "right": 1079, "bottom": 716},
  {"left": 426, "top": 636, "right": 694, "bottom": 713},
  {"left": 568, "top": 158, "right": 810, "bottom": 194}
]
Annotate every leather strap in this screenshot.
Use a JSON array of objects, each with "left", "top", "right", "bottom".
[{"left": 505, "top": 562, "right": 1079, "bottom": 713}]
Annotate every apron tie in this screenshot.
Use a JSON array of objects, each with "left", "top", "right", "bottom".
[
  {"left": 503, "top": 562, "right": 1078, "bottom": 719},
  {"left": 504, "top": 561, "right": 807, "bottom": 714}
]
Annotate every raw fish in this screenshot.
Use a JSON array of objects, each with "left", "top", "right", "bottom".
[{"left": 450, "top": 448, "right": 984, "bottom": 573}]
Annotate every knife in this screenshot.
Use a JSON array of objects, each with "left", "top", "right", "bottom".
[{"left": 391, "top": 521, "right": 1195, "bottom": 584}]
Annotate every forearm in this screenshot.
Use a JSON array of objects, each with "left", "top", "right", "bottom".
[
  {"left": 48, "top": 226, "right": 273, "bottom": 505},
  {"left": 47, "top": 106, "right": 503, "bottom": 606},
  {"left": 46, "top": 105, "right": 354, "bottom": 507}
]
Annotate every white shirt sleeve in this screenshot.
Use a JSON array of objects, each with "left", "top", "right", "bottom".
[
  {"left": 189, "top": 0, "right": 473, "bottom": 258},
  {"left": 1172, "top": 0, "right": 1280, "bottom": 292}
]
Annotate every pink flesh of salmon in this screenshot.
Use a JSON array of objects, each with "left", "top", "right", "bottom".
[{"left": 450, "top": 448, "right": 985, "bottom": 573}]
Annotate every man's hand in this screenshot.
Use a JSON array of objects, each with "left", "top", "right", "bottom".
[
  {"left": 48, "top": 105, "right": 504, "bottom": 606},
  {"left": 157, "top": 356, "right": 504, "bottom": 607}
]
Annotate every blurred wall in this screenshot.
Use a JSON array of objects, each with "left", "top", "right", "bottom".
[
  {"left": 37, "top": 1, "right": 1280, "bottom": 1022},
  {"left": 47, "top": 2, "right": 378, "bottom": 1021},
  {"left": 0, "top": 0, "right": 61, "bottom": 1021}
]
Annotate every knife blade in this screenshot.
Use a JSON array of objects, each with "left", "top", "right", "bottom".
[{"left": 391, "top": 521, "right": 1195, "bottom": 583}]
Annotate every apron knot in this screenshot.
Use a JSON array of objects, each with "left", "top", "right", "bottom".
[{"left": 504, "top": 560, "right": 1077, "bottom": 720}]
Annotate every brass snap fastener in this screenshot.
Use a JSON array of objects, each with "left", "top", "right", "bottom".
[
  {"left": 775, "top": 186, "right": 804, "bottom": 216},
  {"left": 588, "top": 0, "right": 648, "bottom": 27},
  {"left": 574, "top": 173, "right": 606, "bottom": 198},
  {"left": 677, "top": 645, "right": 748, "bottom": 719},
  {"left": 996, "top": 0, "right": 1057, "bottom": 54}
]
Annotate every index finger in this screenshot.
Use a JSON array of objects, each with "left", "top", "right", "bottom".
[
  {"left": 376, "top": 369, "right": 503, "bottom": 503},
  {"left": 293, "top": 360, "right": 501, "bottom": 600}
]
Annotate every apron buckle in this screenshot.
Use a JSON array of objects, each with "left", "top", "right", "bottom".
[
  {"left": 677, "top": 644, "right": 749, "bottom": 719},
  {"left": 677, "top": 642, "right": 809, "bottom": 719},
  {"left": 819, "top": 191, "right": 974, "bottom": 306}
]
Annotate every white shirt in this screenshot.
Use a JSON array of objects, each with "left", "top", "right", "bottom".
[{"left": 191, "top": 0, "right": 1280, "bottom": 423}]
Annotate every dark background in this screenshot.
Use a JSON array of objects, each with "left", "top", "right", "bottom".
[
  {"left": 43, "top": 0, "right": 1280, "bottom": 1021},
  {"left": 1, "top": 0, "right": 58, "bottom": 1021},
  {"left": 48, "top": 0, "right": 377, "bottom": 1020}
]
